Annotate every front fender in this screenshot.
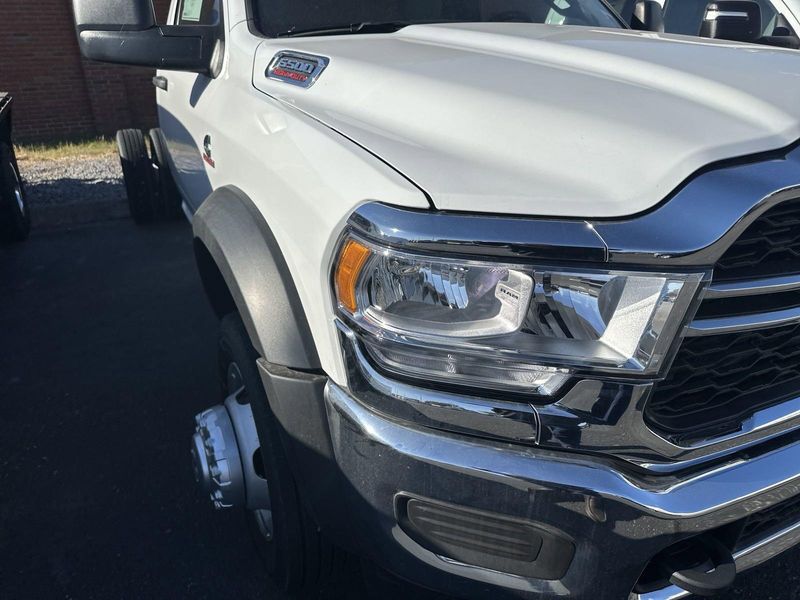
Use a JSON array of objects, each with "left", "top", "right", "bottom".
[{"left": 192, "top": 185, "right": 320, "bottom": 370}]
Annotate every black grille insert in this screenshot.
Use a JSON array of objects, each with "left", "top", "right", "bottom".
[
  {"left": 715, "top": 198, "right": 800, "bottom": 282},
  {"left": 646, "top": 323, "right": 800, "bottom": 441}
]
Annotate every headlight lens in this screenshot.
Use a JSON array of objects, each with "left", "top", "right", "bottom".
[{"left": 334, "top": 236, "right": 705, "bottom": 396}]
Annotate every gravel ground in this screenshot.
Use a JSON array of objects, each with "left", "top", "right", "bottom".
[{"left": 18, "top": 154, "right": 124, "bottom": 206}]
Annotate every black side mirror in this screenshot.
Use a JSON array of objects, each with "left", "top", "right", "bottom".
[
  {"left": 71, "top": 0, "right": 220, "bottom": 73},
  {"left": 631, "top": 0, "right": 665, "bottom": 33},
  {"left": 700, "top": 1, "right": 761, "bottom": 42}
]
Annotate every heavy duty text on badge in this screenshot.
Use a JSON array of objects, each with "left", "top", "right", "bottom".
[{"left": 266, "top": 51, "right": 329, "bottom": 89}]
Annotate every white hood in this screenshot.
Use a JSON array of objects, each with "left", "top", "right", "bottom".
[{"left": 253, "top": 24, "right": 800, "bottom": 218}]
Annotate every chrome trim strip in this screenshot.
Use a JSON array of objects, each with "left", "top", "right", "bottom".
[
  {"left": 633, "top": 585, "right": 692, "bottom": 600},
  {"left": 705, "top": 273, "right": 800, "bottom": 299},
  {"left": 686, "top": 305, "right": 800, "bottom": 337},
  {"left": 633, "top": 519, "right": 800, "bottom": 600},
  {"left": 349, "top": 203, "right": 608, "bottom": 262},
  {"left": 540, "top": 381, "right": 800, "bottom": 472},
  {"left": 705, "top": 9, "right": 751, "bottom": 19},
  {"left": 735, "top": 518, "right": 800, "bottom": 570}
]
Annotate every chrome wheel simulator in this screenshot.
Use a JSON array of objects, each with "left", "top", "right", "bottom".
[
  {"left": 192, "top": 404, "right": 245, "bottom": 509},
  {"left": 191, "top": 396, "right": 271, "bottom": 513}
]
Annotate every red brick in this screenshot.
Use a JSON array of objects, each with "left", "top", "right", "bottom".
[{"left": 0, "top": 0, "right": 172, "bottom": 142}]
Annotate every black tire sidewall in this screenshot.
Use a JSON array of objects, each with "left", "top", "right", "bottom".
[
  {"left": 147, "top": 129, "right": 181, "bottom": 220},
  {"left": 217, "top": 313, "right": 307, "bottom": 592},
  {"left": 116, "top": 129, "right": 155, "bottom": 224},
  {"left": 0, "top": 143, "right": 30, "bottom": 242}
]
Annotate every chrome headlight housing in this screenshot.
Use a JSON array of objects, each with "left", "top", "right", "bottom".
[{"left": 333, "top": 235, "right": 706, "bottom": 397}]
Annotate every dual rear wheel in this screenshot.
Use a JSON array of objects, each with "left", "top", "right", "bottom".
[{"left": 116, "top": 128, "right": 181, "bottom": 224}]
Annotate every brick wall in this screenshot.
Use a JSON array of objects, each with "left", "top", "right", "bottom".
[{"left": 0, "top": 0, "right": 171, "bottom": 143}]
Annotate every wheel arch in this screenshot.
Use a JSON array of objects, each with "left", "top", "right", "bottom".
[{"left": 192, "top": 185, "right": 321, "bottom": 371}]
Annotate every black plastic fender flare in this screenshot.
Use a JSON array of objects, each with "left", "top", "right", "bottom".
[{"left": 192, "top": 186, "right": 321, "bottom": 371}]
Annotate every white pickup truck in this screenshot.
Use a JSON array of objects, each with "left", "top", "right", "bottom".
[{"left": 72, "top": 1, "right": 800, "bottom": 598}]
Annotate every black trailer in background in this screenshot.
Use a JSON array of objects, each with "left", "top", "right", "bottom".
[{"left": 0, "top": 93, "right": 30, "bottom": 242}]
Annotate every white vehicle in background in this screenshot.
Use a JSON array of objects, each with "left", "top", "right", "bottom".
[{"left": 73, "top": 1, "right": 800, "bottom": 599}]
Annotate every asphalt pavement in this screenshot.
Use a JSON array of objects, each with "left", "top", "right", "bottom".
[
  {"left": 1, "top": 218, "right": 798, "bottom": 600},
  {"left": 0, "top": 220, "right": 279, "bottom": 599}
]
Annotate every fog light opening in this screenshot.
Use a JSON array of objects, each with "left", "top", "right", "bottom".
[{"left": 396, "top": 494, "right": 574, "bottom": 580}]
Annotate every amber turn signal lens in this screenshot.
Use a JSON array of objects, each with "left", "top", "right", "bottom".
[{"left": 335, "top": 239, "right": 372, "bottom": 313}]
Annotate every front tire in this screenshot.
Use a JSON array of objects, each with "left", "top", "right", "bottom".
[
  {"left": 218, "top": 313, "right": 347, "bottom": 596},
  {"left": 0, "top": 143, "right": 30, "bottom": 242}
]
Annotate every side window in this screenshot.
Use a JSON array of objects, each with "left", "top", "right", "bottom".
[{"left": 176, "top": 0, "right": 221, "bottom": 25}]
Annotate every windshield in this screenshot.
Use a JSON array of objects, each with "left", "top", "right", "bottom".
[{"left": 252, "top": 0, "right": 624, "bottom": 38}]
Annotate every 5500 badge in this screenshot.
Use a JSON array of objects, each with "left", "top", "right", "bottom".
[{"left": 267, "top": 51, "right": 329, "bottom": 88}]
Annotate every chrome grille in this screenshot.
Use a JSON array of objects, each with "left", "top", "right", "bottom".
[{"left": 646, "top": 198, "right": 800, "bottom": 443}]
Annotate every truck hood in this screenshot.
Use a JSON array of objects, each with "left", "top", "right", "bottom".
[{"left": 252, "top": 24, "right": 800, "bottom": 218}]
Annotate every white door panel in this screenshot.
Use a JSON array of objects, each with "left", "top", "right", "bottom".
[
  {"left": 157, "top": 72, "right": 217, "bottom": 210},
  {"left": 155, "top": 0, "right": 225, "bottom": 211}
]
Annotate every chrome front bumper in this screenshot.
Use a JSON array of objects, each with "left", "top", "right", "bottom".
[{"left": 324, "top": 381, "right": 800, "bottom": 599}]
